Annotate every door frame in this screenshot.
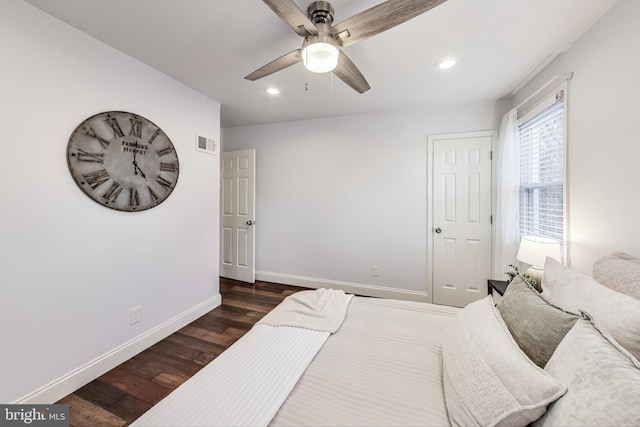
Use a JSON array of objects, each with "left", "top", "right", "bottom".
[{"left": 426, "top": 130, "right": 496, "bottom": 303}]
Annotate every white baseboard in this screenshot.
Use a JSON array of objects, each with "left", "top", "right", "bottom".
[
  {"left": 15, "top": 294, "right": 222, "bottom": 404},
  {"left": 256, "top": 271, "right": 431, "bottom": 302}
]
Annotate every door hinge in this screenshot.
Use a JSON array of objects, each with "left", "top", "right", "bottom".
[
  {"left": 490, "top": 215, "right": 493, "bottom": 225},
  {"left": 490, "top": 150, "right": 493, "bottom": 160}
]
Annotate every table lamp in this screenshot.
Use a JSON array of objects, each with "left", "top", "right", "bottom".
[{"left": 516, "top": 236, "right": 562, "bottom": 287}]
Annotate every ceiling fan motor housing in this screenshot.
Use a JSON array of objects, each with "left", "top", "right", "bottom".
[
  {"left": 303, "top": 0, "right": 337, "bottom": 52},
  {"left": 307, "top": 1, "right": 335, "bottom": 26}
]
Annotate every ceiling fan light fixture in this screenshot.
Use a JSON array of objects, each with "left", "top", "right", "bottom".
[{"left": 302, "top": 39, "right": 339, "bottom": 74}]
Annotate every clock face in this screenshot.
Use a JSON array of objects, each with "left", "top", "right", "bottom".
[{"left": 67, "top": 111, "right": 179, "bottom": 212}]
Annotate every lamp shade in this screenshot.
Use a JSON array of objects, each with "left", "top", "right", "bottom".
[
  {"left": 302, "top": 41, "right": 339, "bottom": 73},
  {"left": 516, "top": 236, "right": 562, "bottom": 268}
]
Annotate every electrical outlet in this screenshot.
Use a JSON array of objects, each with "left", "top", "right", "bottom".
[
  {"left": 130, "top": 306, "right": 142, "bottom": 325},
  {"left": 372, "top": 265, "right": 380, "bottom": 277}
]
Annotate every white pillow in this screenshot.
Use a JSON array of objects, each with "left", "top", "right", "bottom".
[
  {"left": 441, "top": 296, "right": 566, "bottom": 427},
  {"left": 533, "top": 312, "right": 640, "bottom": 426},
  {"left": 541, "top": 258, "right": 640, "bottom": 360}
]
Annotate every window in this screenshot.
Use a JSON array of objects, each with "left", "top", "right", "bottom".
[{"left": 518, "top": 89, "right": 566, "bottom": 247}]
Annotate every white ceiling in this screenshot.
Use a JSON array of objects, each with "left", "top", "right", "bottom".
[{"left": 24, "top": 0, "right": 618, "bottom": 128}]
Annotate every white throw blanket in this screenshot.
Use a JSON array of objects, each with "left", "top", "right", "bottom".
[
  {"left": 131, "top": 325, "right": 328, "bottom": 427},
  {"left": 258, "top": 288, "right": 353, "bottom": 333},
  {"left": 131, "top": 289, "right": 353, "bottom": 427}
]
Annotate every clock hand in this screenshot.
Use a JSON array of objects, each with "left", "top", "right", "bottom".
[
  {"left": 131, "top": 152, "right": 147, "bottom": 179},
  {"left": 133, "top": 161, "right": 147, "bottom": 179},
  {"left": 132, "top": 151, "right": 138, "bottom": 175}
]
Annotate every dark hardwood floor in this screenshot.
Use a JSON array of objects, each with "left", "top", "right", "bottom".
[{"left": 57, "top": 278, "right": 308, "bottom": 427}]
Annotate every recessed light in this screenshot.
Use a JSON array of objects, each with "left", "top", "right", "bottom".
[
  {"left": 266, "top": 87, "right": 280, "bottom": 95},
  {"left": 436, "top": 58, "right": 456, "bottom": 70}
]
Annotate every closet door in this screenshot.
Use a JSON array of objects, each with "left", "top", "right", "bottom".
[{"left": 429, "top": 132, "right": 493, "bottom": 307}]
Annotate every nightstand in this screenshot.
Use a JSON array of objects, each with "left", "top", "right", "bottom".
[{"left": 488, "top": 279, "right": 509, "bottom": 296}]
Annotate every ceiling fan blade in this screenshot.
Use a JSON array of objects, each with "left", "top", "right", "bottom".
[
  {"left": 263, "top": 0, "right": 318, "bottom": 37},
  {"left": 245, "top": 49, "right": 302, "bottom": 81},
  {"left": 332, "top": 0, "right": 447, "bottom": 47},
  {"left": 333, "top": 51, "right": 371, "bottom": 94}
]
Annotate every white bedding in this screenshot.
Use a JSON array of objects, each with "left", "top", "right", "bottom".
[
  {"left": 132, "top": 295, "right": 459, "bottom": 427},
  {"left": 271, "top": 297, "right": 460, "bottom": 426}
]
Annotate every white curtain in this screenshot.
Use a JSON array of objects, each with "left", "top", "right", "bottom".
[{"left": 493, "top": 108, "right": 520, "bottom": 279}]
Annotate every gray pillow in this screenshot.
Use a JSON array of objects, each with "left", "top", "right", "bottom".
[
  {"left": 498, "top": 276, "right": 578, "bottom": 367},
  {"left": 534, "top": 312, "right": 640, "bottom": 426},
  {"left": 441, "top": 296, "right": 566, "bottom": 427},
  {"left": 541, "top": 257, "right": 640, "bottom": 361},
  {"left": 593, "top": 251, "right": 640, "bottom": 300}
]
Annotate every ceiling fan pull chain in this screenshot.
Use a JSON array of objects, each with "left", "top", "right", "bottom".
[{"left": 330, "top": 71, "right": 333, "bottom": 96}]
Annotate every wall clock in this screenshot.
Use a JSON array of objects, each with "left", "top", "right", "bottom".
[{"left": 67, "top": 111, "right": 179, "bottom": 212}]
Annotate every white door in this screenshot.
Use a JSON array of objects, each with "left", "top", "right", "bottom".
[
  {"left": 429, "top": 132, "right": 493, "bottom": 307},
  {"left": 221, "top": 149, "right": 256, "bottom": 283}
]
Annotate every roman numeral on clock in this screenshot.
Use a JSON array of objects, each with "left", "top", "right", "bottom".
[
  {"left": 103, "top": 182, "right": 123, "bottom": 202},
  {"left": 129, "top": 188, "right": 139, "bottom": 208},
  {"left": 147, "top": 128, "right": 161, "bottom": 145},
  {"left": 156, "top": 146, "right": 174, "bottom": 157},
  {"left": 156, "top": 176, "right": 173, "bottom": 190},
  {"left": 129, "top": 117, "right": 143, "bottom": 138},
  {"left": 148, "top": 185, "right": 160, "bottom": 203},
  {"left": 83, "top": 169, "right": 110, "bottom": 189},
  {"left": 84, "top": 127, "right": 111, "bottom": 149},
  {"left": 105, "top": 116, "right": 124, "bottom": 138},
  {"left": 76, "top": 149, "right": 104, "bottom": 163},
  {"left": 159, "top": 162, "right": 177, "bottom": 172}
]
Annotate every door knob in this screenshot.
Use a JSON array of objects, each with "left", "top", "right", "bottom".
[
  {"left": 246, "top": 220, "right": 255, "bottom": 226},
  {"left": 434, "top": 227, "right": 442, "bottom": 234}
]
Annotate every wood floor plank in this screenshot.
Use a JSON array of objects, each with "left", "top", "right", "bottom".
[
  {"left": 150, "top": 339, "right": 217, "bottom": 366},
  {"left": 57, "top": 278, "right": 308, "bottom": 426},
  {"left": 223, "top": 327, "right": 247, "bottom": 339},
  {"left": 140, "top": 347, "right": 204, "bottom": 377},
  {"left": 108, "top": 395, "right": 153, "bottom": 424},
  {"left": 190, "top": 312, "right": 249, "bottom": 332},
  {"left": 118, "top": 353, "right": 170, "bottom": 381},
  {"left": 198, "top": 310, "right": 261, "bottom": 330},
  {"left": 179, "top": 325, "right": 238, "bottom": 347},
  {"left": 74, "top": 380, "right": 153, "bottom": 423},
  {"left": 98, "top": 369, "right": 171, "bottom": 405},
  {"left": 164, "top": 332, "right": 227, "bottom": 357},
  {"left": 222, "top": 297, "right": 275, "bottom": 313},
  {"left": 152, "top": 368, "right": 190, "bottom": 389},
  {"left": 224, "top": 286, "right": 292, "bottom": 305},
  {"left": 59, "top": 394, "right": 127, "bottom": 427},
  {"left": 74, "top": 380, "right": 128, "bottom": 408},
  {"left": 230, "top": 284, "right": 292, "bottom": 298}
]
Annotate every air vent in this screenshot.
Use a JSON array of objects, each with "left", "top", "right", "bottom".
[{"left": 195, "top": 134, "right": 217, "bottom": 155}]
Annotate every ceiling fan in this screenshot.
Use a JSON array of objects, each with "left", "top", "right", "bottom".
[{"left": 245, "top": 0, "right": 448, "bottom": 93}]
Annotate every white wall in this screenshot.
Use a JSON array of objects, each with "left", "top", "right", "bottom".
[
  {"left": 222, "top": 103, "right": 499, "bottom": 299},
  {"left": 0, "top": 0, "right": 220, "bottom": 403},
  {"left": 512, "top": 0, "right": 640, "bottom": 274}
]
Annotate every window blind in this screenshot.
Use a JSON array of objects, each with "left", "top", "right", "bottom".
[{"left": 518, "top": 95, "right": 565, "bottom": 245}]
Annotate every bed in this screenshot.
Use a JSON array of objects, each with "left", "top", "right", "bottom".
[{"left": 131, "top": 253, "right": 640, "bottom": 427}]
